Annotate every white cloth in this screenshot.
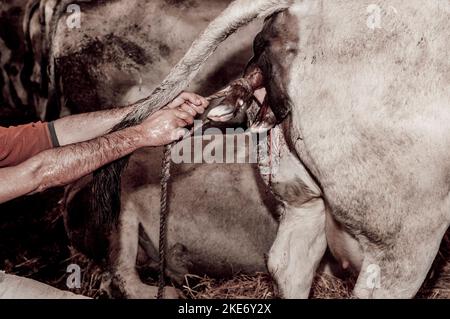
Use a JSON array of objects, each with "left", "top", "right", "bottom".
[{"left": 0, "top": 272, "right": 90, "bottom": 299}]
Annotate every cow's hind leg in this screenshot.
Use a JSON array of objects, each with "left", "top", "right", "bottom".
[
  {"left": 109, "top": 202, "right": 178, "bottom": 299},
  {"left": 267, "top": 150, "right": 327, "bottom": 298},
  {"left": 353, "top": 215, "right": 449, "bottom": 299},
  {"left": 268, "top": 198, "right": 327, "bottom": 298}
]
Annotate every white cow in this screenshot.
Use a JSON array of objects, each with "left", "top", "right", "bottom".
[{"left": 92, "top": 0, "right": 450, "bottom": 299}]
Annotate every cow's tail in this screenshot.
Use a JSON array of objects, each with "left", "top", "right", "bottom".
[{"left": 90, "top": 0, "right": 293, "bottom": 231}]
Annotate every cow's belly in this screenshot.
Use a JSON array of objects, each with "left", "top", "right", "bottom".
[{"left": 122, "top": 136, "right": 278, "bottom": 277}]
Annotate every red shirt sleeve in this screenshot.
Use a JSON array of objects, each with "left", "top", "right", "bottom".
[{"left": 0, "top": 122, "right": 54, "bottom": 168}]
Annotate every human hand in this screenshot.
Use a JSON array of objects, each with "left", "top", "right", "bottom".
[{"left": 139, "top": 92, "right": 209, "bottom": 147}]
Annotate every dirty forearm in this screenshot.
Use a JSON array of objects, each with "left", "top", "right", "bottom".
[
  {"left": 34, "top": 126, "right": 144, "bottom": 192},
  {"left": 53, "top": 106, "right": 134, "bottom": 146},
  {"left": 0, "top": 126, "right": 144, "bottom": 204}
]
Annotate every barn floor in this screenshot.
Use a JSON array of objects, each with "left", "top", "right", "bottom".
[{"left": 1, "top": 189, "right": 450, "bottom": 299}]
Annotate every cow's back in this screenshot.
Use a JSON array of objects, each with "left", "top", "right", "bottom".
[{"left": 52, "top": 0, "right": 261, "bottom": 115}]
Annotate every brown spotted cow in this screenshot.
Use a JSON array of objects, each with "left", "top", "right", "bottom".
[{"left": 1, "top": 0, "right": 280, "bottom": 299}]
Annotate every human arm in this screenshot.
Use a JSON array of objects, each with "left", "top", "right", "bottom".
[
  {"left": 0, "top": 126, "right": 143, "bottom": 203},
  {"left": 0, "top": 93, "right": 208, "bottom": 204},
  {"left": 53, "top": 92, "right": 207, "bottom": 146}
]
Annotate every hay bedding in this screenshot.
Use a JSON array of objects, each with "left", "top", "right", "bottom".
[
  {"left": 184, "top": 234, "right": 450, "bottom": 299},
  {"left": 1, "top": 190, "right": 450, "bottom": 299}
]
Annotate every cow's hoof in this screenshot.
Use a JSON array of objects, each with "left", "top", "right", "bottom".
[
  {"left": 110, "top": 275, "right": 180, "bottom": 299},
  {"left": 160, "top": 286, "right": 180, "bottom": 299},
  {"left": 125, "top": 284, "right": 179, "bottom": 299},
  {"left": 126, "top": 284, "right": 180, "bottom": 299}
]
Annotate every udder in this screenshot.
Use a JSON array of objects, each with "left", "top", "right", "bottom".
[{"left": 325, "top": 211, "right": 363, "bottom": 272}]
